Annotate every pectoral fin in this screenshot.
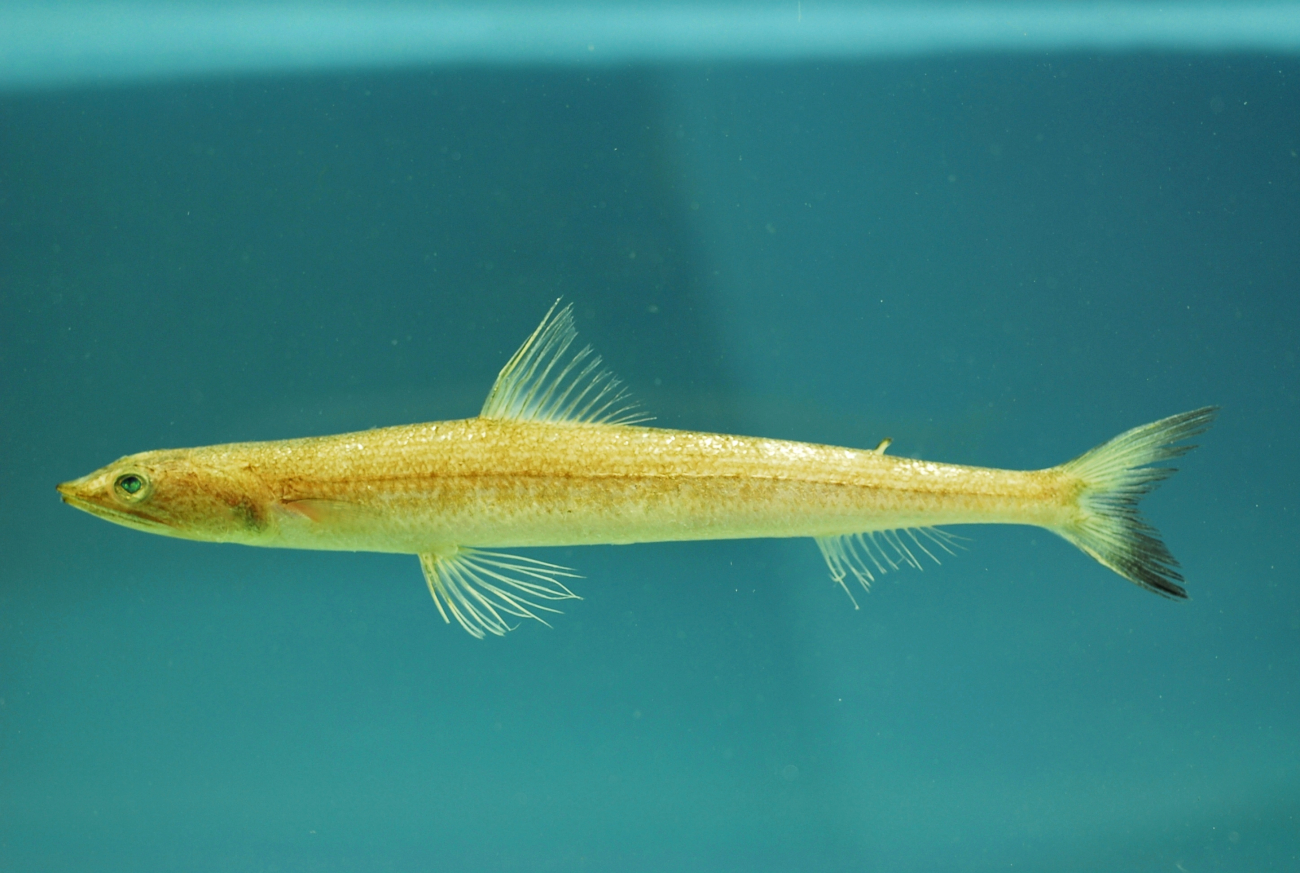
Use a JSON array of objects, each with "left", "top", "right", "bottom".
[
  {"left": 418, "top": 546, "right": 582, "bottom": 638},
  {"left": 275, "top": 498, "right": 357, "bottom": 523}
]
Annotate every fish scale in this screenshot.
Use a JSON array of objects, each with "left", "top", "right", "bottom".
[{"left": 58, "top": 301, "right": 1216, "bottom": 638}]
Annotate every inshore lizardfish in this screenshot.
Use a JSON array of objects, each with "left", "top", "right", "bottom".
[{"left": 58, "top": 303, "right": 1216, "bottom": 638}]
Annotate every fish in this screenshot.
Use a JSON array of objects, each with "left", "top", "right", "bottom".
[{"left": 58, "top": 302, "right": 1216, "bottom": 638}]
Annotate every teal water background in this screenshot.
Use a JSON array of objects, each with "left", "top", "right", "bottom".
[{"left": 2, "top": 52, "right": 1298, "bottom": 871}]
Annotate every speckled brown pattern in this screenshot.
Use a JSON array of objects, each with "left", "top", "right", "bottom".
[{"left": 57, "top": 417, "right": 1078, "bottom": 554}]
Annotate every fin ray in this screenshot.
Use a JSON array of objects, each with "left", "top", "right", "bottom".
[
  {"left": 418, "top": 546, "right": 582, "bottom": 639},
  {"left": 815, "top": 527, "right": 965, "bottom": 608},
  {"left": 1055, "top": 406, "right": 1217, "bottom": 598},
  {"left": 480, "top": 300, "right": 651, "bottom": 426}
]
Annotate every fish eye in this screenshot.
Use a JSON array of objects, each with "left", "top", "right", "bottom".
[{"left": 115, "top": 473, "right": 147, "bottom": 498}]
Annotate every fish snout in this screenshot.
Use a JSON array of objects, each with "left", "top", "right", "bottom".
[{"left": 57, "top": 478, "right": 94, "bottom": 506}]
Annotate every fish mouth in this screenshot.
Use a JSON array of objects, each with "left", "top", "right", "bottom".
[
  {"left": 57, "top": 481, "right": 104, "bottom": 514},
  {"left": 56, "top": 481, "right": 175, "bottom": 531},
  {"left": 56, "top": 480, "right": 86, "bottom": 507}
]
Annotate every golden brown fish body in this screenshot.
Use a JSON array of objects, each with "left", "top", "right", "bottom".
[
  {"left": 58, "top": 303, "right": 1215, "bottom": 638},
  {"left": 58, "top": 417, "right": 1072, "bottom": 553}
]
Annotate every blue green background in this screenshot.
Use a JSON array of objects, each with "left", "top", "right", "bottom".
[{"left": 2, "top": 55, "right": 1297, "bottom": 870}]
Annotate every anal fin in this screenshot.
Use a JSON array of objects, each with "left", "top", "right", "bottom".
[
  {"left": 418, "top": 546, "right": 581, "bottom": 638},
  {"left": 815, "top": 528, "right": 964, "bottom": 608}
]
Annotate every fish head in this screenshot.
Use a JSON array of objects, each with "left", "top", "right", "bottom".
[{"left": 57, "top": 449, "right": 268, "bottom": 543}]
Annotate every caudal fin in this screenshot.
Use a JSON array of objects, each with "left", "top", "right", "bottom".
[{"left": 1055, "top": 407, "right": 1218, "bottom": 598}]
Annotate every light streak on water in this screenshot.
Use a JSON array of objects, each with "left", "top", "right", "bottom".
[{"left": 3, "top": 3, "right": 1299, "bottom": 89}]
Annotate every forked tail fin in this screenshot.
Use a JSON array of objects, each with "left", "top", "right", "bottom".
[{"left": 1055, "top": 407, "right": 1218, "bottom": 598}]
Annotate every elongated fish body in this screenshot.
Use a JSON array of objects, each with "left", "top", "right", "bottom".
[
  {"left": 58, "top": 303, "right": 1216, "bottom": 638},
  {"left": 114, "top": 418, "right": 1070, "bottom": 554}
]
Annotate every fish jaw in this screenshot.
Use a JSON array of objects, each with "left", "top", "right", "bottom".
[
  {"left": 56, "top": 451, "right": 271, "bottom": 544},
  {"left": 56, "top": 469, "right": 184, "bottom": 537}
]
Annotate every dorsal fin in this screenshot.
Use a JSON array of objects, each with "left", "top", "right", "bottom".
[{"left": 480, "top": 300, "right": 651, "bottom": 426}]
